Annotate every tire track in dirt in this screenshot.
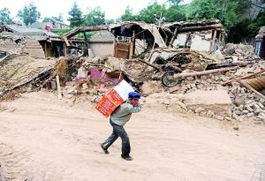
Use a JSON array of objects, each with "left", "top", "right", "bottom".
[{"left": 0, "top": 143, "right": 29, "bottom": 181}]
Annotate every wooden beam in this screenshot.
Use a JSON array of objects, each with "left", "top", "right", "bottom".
[
  {"left": 222, "top": 68, "right": 265, "bottom": 86},
  {"left": 236, "top": 79, "right": 265, "bottom": 100},
  {"left": 168, "top": 28, "right": 178, "bottom": 47},
  {"left": 172, "top": 66, "right": 239, "bottom": 79}
]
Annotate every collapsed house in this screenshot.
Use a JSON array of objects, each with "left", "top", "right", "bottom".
[
  {"left": 160, "top": 20, "right": 224, "bottom": 52},
  {"left": 60, "top": 20, "right": 224, "bottom": 59},
  {"left": 1, "top": 19, "right": 264, "bottom": 124},
  {"left": 0, "top": 24, "right": 63, "bottom": 58}
]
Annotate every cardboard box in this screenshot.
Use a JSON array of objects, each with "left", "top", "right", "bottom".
[{"left": 95, "top": 80, "right": 134, "bottom": 118}]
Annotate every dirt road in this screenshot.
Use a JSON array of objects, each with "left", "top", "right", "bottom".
[{"left": 0, "top": 91, "right": 264, "bottom": 181}]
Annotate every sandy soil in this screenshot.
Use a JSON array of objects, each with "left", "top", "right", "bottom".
[{"left": 0, "top": 91, "right": 265, "bottom": 181}]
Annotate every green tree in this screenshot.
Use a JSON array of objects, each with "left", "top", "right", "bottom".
[
  {"left": 52, "top": 14, "right": 63, "bottom": 22},
  {"left": 248, "top": 10, "right": 265, "bottom": 37},
  {"left": 138, "top": 2, "right": 167, "bottom": 23},
  {"left": 105, "top": 19, "right": 115, "bottom": 25},
  {"left": 68, "top": 2, "right": 83, "bottom": 27},
  {"left": 84, "top": 7, "right": 105, "bottom": 26},
  {"left": 121, "top": 6, "right": 137, "bottom": 21},
  {"left": 0, "top": 8, "right": 12, "bottom": 25},
  {"left": 165, "top": 4, "right": 187, "bottom": 22},
  {"left": 187, "top": 0, "right": 251, "bottom": 30},
  {"left": 17, "top": 2, "right": 41, "bottom": 26},
  {"left": 43, "top": 14, "right": 64, "bottom": 23},
  {"left": 167, "top": 0, "right": 182, "bottom": 6}
]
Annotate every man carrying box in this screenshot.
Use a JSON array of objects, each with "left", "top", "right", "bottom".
[{"left": 100, "top": 91, "right": 142, "bottom": 161}]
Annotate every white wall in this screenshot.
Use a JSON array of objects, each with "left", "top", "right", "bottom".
[
  {"left": 90, "top": 42, "right": 114, "bottom": 57},
  {"left": 190, "top": 32, "right": 212, "bottom": 51}
]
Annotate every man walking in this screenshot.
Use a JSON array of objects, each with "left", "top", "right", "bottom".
[{"left": 101, "top": 91, "right": 142, "bottom": 161}]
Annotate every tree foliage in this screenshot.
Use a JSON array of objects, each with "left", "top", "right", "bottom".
[
  {"left": 84, "top": 7, "right": 105, "bottom": 26},
  {"left": 43, "top": 15, "right": 63, "bottom": 23},
  {"left": 68, "top": 2, "right": 83, "bottom": 27},
  {"left": 138, "top": 2, "right": 167, "bottom": 23},
  {"left": 248, "top": 11, "right": 265, "bottom": 36},
  {"left": 120, "top": 2, "right": 186, "bottom": 23},
  {"left": 121, "top": 6, "right": 137, "bottom": 21},
  {"left": 165, "top": 5, "right": 187, "bottom": 22},
  {"left": 17, "top": 2, "right": 40, "bottom": 26},
  {"left": 0, "top": 8, "right": 12, "bottom": 25},
  {"left": 187, "top": 0, "right": 251, "bottom": 30},
  {"left": 167, "top": 0, "right": 182, "bottom": 6}
]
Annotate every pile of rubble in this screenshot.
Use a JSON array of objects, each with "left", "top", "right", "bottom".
[
  {"left": 229, "top": 83, "right": 265, "bottom": 122},
  {"left": 0, "top": 55, "right": 55, "bottom": 99},
  {"left": 0, "top": 32, "right": 45, "bottom": 58},
  {"left": 144, "top": 61, "right": 265, "bottom": 123},
  {"left": 0, "top": 31, "right": 264, "bottom": 125},
  {"left": 39, "top": 45, "right": 265, "bottom": 125},
  {"left": 222, "top": 43, "right": 259, "bottom": 60}
]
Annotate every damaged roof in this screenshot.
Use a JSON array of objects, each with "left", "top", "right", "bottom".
[
  {"left": 161, "top": 19, "right": 224, "bottom": 33},
  {"left": 109, "top": 21, "right": 166, "bottom": 48},
  {"left": 2, "top": 25, "right": 59, "bottom": 38},
  {"left": 89, "top": 30, "right": 114, "bottom": 43}
]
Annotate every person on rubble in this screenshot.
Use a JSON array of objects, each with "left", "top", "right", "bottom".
[{"left": 100, "top": 91, "right": 142, "bottom": 161}]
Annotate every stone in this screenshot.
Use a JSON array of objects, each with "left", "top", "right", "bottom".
[
  {"left": 233, "top": 126, "right": 239, "bottom": 131},
  {"left": 194, "top": 107, "right": 204, "bottom": 113},
  {"left": 175, "top": 101, "right": 188, "bottom": 111},
  {"left": 246, "top": 113, "right": 254, "bottom": 117},
  {"left": 163, "top": 100, "right": 170, "bottom": 105},
  {"left": 245, "top": 105, "right": 254, "bottom": 112},
  {"left": 215, "top": 116, "right": 224, "bottom": 120},
  {"left": 206, "top": 111, "right": 214, "bottom": 117},
  {"left": 257, "top": 103, "right": 264, "bottom": 109},
  {"left": 225, "top": 117, "right": 233, "bottom": 121},
  {"left": 140, "top": 81, "right": 163, "bottom": 96},
  {"left": 234, "top": 97, "right": 245, "bottom": 106},
  {"left": 242, "top": 110, "right": 249, "bottom": 114}
]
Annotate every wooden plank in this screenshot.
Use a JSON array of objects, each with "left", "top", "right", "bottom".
[{"left": 173, "top": 66, "right": 239, "bottom": 79}]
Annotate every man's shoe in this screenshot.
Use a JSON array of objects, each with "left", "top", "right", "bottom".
[
  {"left": 100, "top": 143, "right": 109, "bottom": 154},
  {"left": 121, "top": 155, "right": 133, "bottom": 161}
]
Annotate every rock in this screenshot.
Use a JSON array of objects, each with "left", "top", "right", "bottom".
[
  {"left": 206, "top": 110, "right": 214, "bottom": 117},
  {"left": 245, "top": 105, "right": 254, "bottom": 112},
  {"left": 233, "top": 126, "right": 239, "bottom": 131},
  {"left": 141, "top": 81, "right": 163, "bottom": 96},
  {"left": 242, "top": 110, "right": 249, "bottom": 114},
  {"left": 257, "top": 102, "right": 264, "bottom": 109},
  {"left": 163, "top": 100, "right": 170, "bottom": 105},
  {"left": 194, "top": 107, "right": 204, "bottom": 113},
  {"left": 234, "top": 97, "right": 245, "bottom": 106},
  {"left": 225, "top": 117, "right": 233, "bottom": 121},
  {"left": 246, "top": 113, "right": 254, "bottom": 117},
  {"left": 215, "top": 115, "right": 224, "bottom": 120},
  {"left": 175, "top": 101, "right": 187, "bottom": 111}
]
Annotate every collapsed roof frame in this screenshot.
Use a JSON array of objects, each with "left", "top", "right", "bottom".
[
  {"left": 62, "top": 20, "right": 225, "bottom": 57},
  {"left": 160, "top": 20, "right": 225, "bottom": 48}
]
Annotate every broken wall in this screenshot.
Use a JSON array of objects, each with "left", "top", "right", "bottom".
[
  {"left": 89, "top": 42, "right": 114, "bottom": 57},
  {"left": 190, "top": 31, "right": 213, "bottom": 51},
  {"left": 173, "top": 31, "right": 213, "bottom": 51}
]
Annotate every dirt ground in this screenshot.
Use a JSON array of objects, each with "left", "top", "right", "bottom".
[{"left": 0, "top": 91, "right": 265, "bottom": 181}]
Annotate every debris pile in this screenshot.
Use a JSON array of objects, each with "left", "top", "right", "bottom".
[
  {"left": 0, "top": 20, "right": 264, "bottom": 125},
  {"left": 0, "top": 55, "right": 55, "bottom": 98},
  {"left": 0, "top": 33, "right": 25, "bottom": 55},
  {"left": 222, "top": 43, "right": 259, "bottom": 60},
  {"left": 229, "top": 83, "right": 265, "bottom": 123},
  {"left": 0, "top": 32, "right": 45, "bottom": 57},
  {"left": 160, "top": 61, "right": 265, "bottom": 123}
]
